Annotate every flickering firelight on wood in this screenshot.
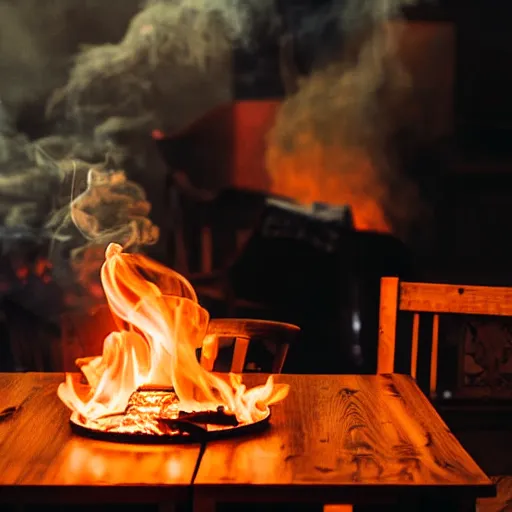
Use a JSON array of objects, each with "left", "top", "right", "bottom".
[{"left": 58, "top": 243, "right": 289, "bottom": 440}]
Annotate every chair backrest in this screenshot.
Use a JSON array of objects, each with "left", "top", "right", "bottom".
[
  {"left": 200, "top": 318, "right": 300, "bottom": 374},
  {"left": 171, "top": 187, "right": 264, "bottom": 276},
  {"left": 378, "top": 276, "right": 512, "bottom": 397},
  {"left": 197, "top": 225, "right": 251, "bottom": 275}
]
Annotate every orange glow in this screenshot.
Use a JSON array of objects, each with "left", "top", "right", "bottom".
[
  {"left": 13, "top": 256, "right": 53, "bottom": 284},
  {"left": 266, "top": 132, "right": 391, "bottom": 233},
  {"left": 58, "top": 243, "right": 289, "bottom": 433}
]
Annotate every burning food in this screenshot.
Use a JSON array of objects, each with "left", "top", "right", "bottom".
[{"left": 58, "top": 243, "right": 289, "bottom": 441}]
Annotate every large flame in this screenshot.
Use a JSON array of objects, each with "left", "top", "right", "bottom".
[
  {"left": 58, "top": 243, "right": 289, "bottom": 427},
  {"left": 266, "top": 133, "right": 392, "bottom": 233}
]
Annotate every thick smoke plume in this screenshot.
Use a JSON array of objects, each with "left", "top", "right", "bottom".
[
  {"left": 267, "top": 0, "right": 423, "bottom": 237},
  {"left": 0, "top": 0, "right": 428, "bottom": 316},
  {"left": 1, "top": 0, "right": 280, "bottom": 313},
  {"left": 48, "top": 0, "right": 277, "bottom": 134}
]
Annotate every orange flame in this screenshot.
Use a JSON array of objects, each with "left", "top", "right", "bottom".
[
  {"left": 58, "top": 243, "right": 289, "bottom": 427},
  {"left": 266, "top": 132, "right": 392, "bottom": 233}
]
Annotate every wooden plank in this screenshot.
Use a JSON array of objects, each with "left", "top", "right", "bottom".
[
  {"left": 193, "top": 374, "right": 494, "bottom": 506},
  {"left": 399, "top": 282, "right": 512, "bottom": 316},
  {"left": 410, "top": 313, "right": 420, "bottom": 379},
  {"left": 429, "top": 314, "right": 440, "bottom": 397},
  {"left": 0, "top": 373, "right": 201, "bottom": 504},
  {"left": 377, "top": 277, "right": 399, "bottom": 374},
  {"left": 230, "top": 337, "right": 250, "bottom": 373}
]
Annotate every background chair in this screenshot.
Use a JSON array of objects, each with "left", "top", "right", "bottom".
[
  {"left": 377, "top": 276, "right": 512, "bottom": 398},
  {"left": 377, "top": 276, "right": 512, "bottom": 511}
]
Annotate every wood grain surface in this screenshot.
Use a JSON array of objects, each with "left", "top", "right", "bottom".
[
  {"left": 0, "top": 373, "right": 201, "bottom": 504},
  {"left": 193, "top": 373, "right": 495, "bottom": 506},
  {"left": 0, "top": 373, "right": 496, "bottom": 508}
]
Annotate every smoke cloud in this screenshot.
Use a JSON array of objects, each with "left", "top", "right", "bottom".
[
  {"left": 0, "top": 0, "right": 283, "bottom": 310},
  {"left": 0, "top": 0, "right": 141, "bottom": 126},
  {"left": 267, "top": 0, "right": 424, "bottom": 237},
  {"left": 49, "top": 160, "right": 160, "bottom": 303},
  {"left": 0, "top": 0, "right": 431, "bottom": 316},
  {"left": 48, "top": 0, "right": 278, "bottom": 134}
]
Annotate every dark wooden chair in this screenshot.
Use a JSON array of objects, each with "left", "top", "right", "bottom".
[
  {"left": 377, "top": 276, "right": 512, "bottom": 511},
  {"left": 378, "top": 276, "right": 512, "bottom": 398},
  {"left": 200, "top": 318, "right": 300, "bottom": 374}
]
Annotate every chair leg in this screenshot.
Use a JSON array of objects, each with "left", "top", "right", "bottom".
[{"left": 272, "top": 343, "right": 290, "bottom": 373}]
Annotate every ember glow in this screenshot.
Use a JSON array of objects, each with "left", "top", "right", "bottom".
[{"left": 58, "top": 243, "right": 289, "bottom": 437}]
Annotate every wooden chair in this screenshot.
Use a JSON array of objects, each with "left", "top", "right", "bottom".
[
  {"left": 377, "top": 277, "right": 512, "bottom": 512},
  {"left": 377, "top": 276, "right": 512, "bottom": 398},
  {"left": 200, "top": 318, "right": 299, "bottom": 374}
]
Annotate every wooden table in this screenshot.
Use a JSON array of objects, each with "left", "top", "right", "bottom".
[
  {"left": 0, "top": 373, "right": 495, "bottom": 511},
  {"left": 194, "top": 373, "right": 495, "bottom": 511}
]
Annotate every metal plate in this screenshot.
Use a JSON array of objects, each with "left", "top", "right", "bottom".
[{"left": 68, "top": 388, "right": 271, "bottom": 444}]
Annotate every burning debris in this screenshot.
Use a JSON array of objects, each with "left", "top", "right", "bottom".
[{"left": 59, "top": 243, "right": 289, "bottom": 440}]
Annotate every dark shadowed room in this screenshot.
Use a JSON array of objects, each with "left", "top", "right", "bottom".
[{"left": 0, "top": 0, "right": 510, "bottom": 511}]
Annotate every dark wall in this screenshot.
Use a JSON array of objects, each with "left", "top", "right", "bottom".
[{"left": 455, "top": 2, "right": 512, "bottom": 151}]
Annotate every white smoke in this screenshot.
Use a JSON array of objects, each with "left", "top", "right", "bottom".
[{"left": 48, "top": 0, "right": 278, "bottom": 133}]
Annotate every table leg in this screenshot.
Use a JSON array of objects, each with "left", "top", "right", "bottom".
[{"left": 193, "top": 492, "right": 216, "bottom": 512}]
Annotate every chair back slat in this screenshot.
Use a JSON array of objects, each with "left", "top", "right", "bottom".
[
  {"left": 410, "top": 312, "right": 420, "bottom": 380},
  {"left": 378, "top": 277, "right": 512, "bottom": 398},
  {"left": 430, "top": 313, "right": 440, "bottom": 397},
  {"left": 231, "top": 336, "right": 250, "bottom": 373},
  {"left": 377, "top": 277, "right": 400, "bottom": 374}
]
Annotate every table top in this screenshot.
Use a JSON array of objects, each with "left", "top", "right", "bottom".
[
  {"left": 0, "top": 372, "right": 201, "bottom": 503},
  {"left": 0, "top": 372, "right": 495, "bottom": 505},
  {"left": 195, "top": 373, "right": 495, "bottom": 504}
]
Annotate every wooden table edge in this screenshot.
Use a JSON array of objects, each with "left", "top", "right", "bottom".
[
  {"left": 0, "top": 484, "right": 192, "bottom": 504},
  {"left": 191, "top": 482, "right": 496, "bottom": 504}
]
